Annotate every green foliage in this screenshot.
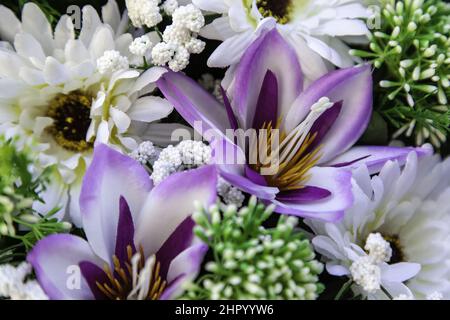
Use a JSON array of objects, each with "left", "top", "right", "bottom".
[
  {"left": 0, "top": 138, "right": 70, "bottom": 263},
  {"left": 183, "top": 197, "right": 324, "bottom": 300},
  {"left": 352, "top": 0, "right": 450, "bottom": 147}
]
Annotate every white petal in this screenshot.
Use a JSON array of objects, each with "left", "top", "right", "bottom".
[
  {"left": 44, "top": 57, "right": 70, "bottom": 85},
  {"left": 54, "top": 15, "right": 75, "bottom": 49},
  {"left": 110, "top": 107, "right": 131, "bottom": 133},
  {"left": 88, "top": 26, "right": 115, "bottom": 59},
  {"left": 381, "top": 262, "right": 421, "bottom": 283},
  {"left": 192, "top": 0, "right": 229, "bottom": 13},
  {"left": 19, "top": 67, "right": 45, "bottom": 85},
  {"left": 0, "top": 5, "right": 22, "bottom": 43},
  {"left": 128, "top": 96, "right": 173, "bottom": 123},
  {"left": 95, "top": 120, "right": 110, "bottom": 144},
  {"left": 200, "top": 17, "right": 237, "bottom": 41},
  {"left": 207, "top": 31, "right": 255, "bottom": 68},
  {"left": 14, "top": 33, "right": 46, "bottom": 64},
  {"left": 65, "top": 40, "right": 90, "bottom": 64},
  {"left": 102, "top": 0, "right": 121, "bottom": 32},
  {"left": 0, "top": 79, "right": 26, "bottom": 98},
  {"left": 21, "top": 3, "right": 54, "bottom": 55},
  {"left": 79, "top": 5, "right": 102, "bottom": 46},
  {"left": 0, "top": 51, "right": 26, "bottom": 79},
  {"left": 132, "top": 67, "right": 168, "bottom": 93}
]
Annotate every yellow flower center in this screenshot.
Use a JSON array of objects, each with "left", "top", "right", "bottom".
[
  {"left": 46, "top": 91, "right": 93, "bottom": 152},
  {"left": 256, "top": 0, "right": 293, "bottom": 24}
]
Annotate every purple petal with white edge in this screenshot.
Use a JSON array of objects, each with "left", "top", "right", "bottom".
[
  {"left": 285, "top": 65, "right": 373, "bottom": 163},
  {"left": 156, "top": 217, "right": 195, "bottom": 279},
  {"left": 27, "top": 234, "right": 103, "bottom": 300},
  {"left": 80, "top": 144, "right": 152, "bottom": 263},
  {"left": 160, "top": 243, "right": 209, "bottom": 300},
  {"left": 252, "top": 70, "right": 278, "bottom": 130},
  {"left": 234, "top": 28, "right": 303, "bottom": 129},
  {"left": 157, "top": 70, "right": 230, "bottom": 140},
  {"left": 115, "top": 196, "right": 136, "bottom": 263},
  {"left": 134, "top": 166, "right": 217, "bottom": 258},
  {"left": 276, "top": 186, "right": 331, "bottom": 203},
  {"left": 270, "top": 166, "right": 353, "bottom": 221},
  {"left": 79, "top": 261, "right": 109, "bottom": 300},
  {"left": 306, "top": 101, "right": 343, "bottom": 153},
  {"left": 325, "top": 145, "right": 433, "bottom": 174}
]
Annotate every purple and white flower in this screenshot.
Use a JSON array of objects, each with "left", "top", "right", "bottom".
[
  {"left": 156, "top": 28, "right": 430, "bottom": 221},
  {"left": 27, "top": 144, "right": 217, "bottom": 300}
]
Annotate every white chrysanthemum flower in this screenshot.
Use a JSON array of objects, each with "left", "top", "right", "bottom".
[
  {"left": 193, "top": 0, "right": 371, "bottom": 82},
  {"left": 0, "top": 1, "right": 173, "bottom": 225},
  {"left": 307, "top": 148, "right": 450, "bottom": 299},
  {"left": 0, "top": 262, "right": 48, "bottom": 300}
]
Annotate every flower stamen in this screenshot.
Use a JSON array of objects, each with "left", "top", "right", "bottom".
[
  {"left": 46, "top": 91, "right": 93, "bottom": 152},
  {"left": 94, "top": 245, "right": 167, "bottom": 300}
]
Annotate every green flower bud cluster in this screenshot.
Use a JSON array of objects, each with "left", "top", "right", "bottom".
[
  {"left": 184, "top": 196, "right": 324, "bottom": 300},
  {"left": 0, "top": 138, "right": 71, "bottom": 251},
  {"left": 352, "top": 0, "right": 450, "bottom": 147}
]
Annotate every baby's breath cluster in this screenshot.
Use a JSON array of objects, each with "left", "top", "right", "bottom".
[
  {"left": 129, "top": 141, "right": 160, "bottom": 166},
  {"left": 151, "top": 4, "right": 206, "bottom": 71},
  {"left": 352, "top": 0, "right": 450, "bottom": 147},
  {"left": 184, "top": 197, "right": 324, "bottom": 300},
  {"left": 151, "top": 140, "right": 211, "bottom": 184},
  {"left": 125, "top": 1, "right": 206, "bottom": 71}
]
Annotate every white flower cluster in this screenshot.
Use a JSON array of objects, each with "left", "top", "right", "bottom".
[
  {"left": 126, "top": 0, "right": 162, "bottom": 28},
  {"left": 364, "top": 233, "right": 392, "bottom": 265},
  {"left": 151, "top": 140, "right": 211, "bottom": 184},
  {"left": 217, "top": 178, "right": 245, "bottom": 208},
  {"left": 97, "top": 50, "right": 129, "bottom": 74},
  {"left": 151, "top": 4, "right": 205, "bottom": 71},
  {"left": 129, "top": 141, "right": 160, "bottom": 166},
  {"left": 0, "top": 263, "right": 47, "bottom": 300},
  {"left": 350, "top": 256, "right": 381, "bottom": 293},
  {"left": 129, "top": 35, "right": 154, "bottom": 57},
  {"left": 349, "top": 233, "right": 393, "bottom": 294},
  {"left": 161, "top": 0, "right": 178, "bottom": 15}
]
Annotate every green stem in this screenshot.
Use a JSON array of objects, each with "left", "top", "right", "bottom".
[{"left": 334, "top": 279, "right": 353, "bottom": 300}]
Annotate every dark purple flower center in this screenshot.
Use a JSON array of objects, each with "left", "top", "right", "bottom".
[
  {"left": 257, "top": 0, "right": 293, "bottom": 24},
  {"left": 46, "top": 91, "right": 93, "bottom": 152}
]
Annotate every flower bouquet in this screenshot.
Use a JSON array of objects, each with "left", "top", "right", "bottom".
[{"left": 0, "top": 0, "right": 448, "bottom": 301}]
